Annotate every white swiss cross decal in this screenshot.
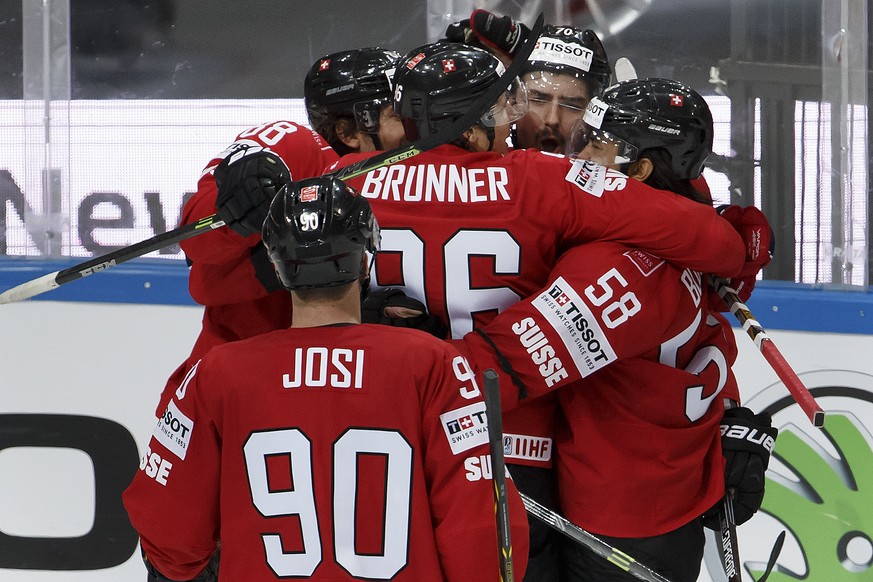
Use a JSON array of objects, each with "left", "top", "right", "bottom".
[
  {"left": 319, "top": 59, "right": 330, "bottom": 71},
  {"left": 442, "top": 59, "right": 456, "bottom": 73},
  {"left": 670, "top": 94, "right": 684, "bottom": 106}
]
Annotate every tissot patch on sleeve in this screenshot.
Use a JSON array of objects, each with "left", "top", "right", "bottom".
[
  {"left": 439, "top": 401, "right": 489, "bottom": 455},
  {"left": 153, "top": 400, "right": 194, "bottom": 460},
  {"left": 566, "top": 159, "right": 606, "bottom": 197},
  {"left": 531, "top": 276, "right": 617, "bottom": 377}
]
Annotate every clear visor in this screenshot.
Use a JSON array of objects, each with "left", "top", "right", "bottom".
[
  {"left": 479, "top": 77, "right": 529, "bottom": 128},
  {"left": 566, "top": 118, "right": 639, "bottom": 166},
  {"left": 354, "top": 98, "right": 392, "bottom": 134},
  {"left": 523, "top": 71, "right": 592, "bottom": 115}
]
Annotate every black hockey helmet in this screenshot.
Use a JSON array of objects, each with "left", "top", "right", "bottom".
[
  {"left": 262, "top": 176, "right": 380, "bottom": 291},
  {"left": 523, "top": 25, "right": 612, "bottom": 96},
  {"left": 568, "top": 78, "right": 714, "bottom": 179},
  {"left": 392, "top": 41, "right": 528, "bottom": 141},
  {"left": 304, "top": 48, "right": 401, "bottom": 136}
]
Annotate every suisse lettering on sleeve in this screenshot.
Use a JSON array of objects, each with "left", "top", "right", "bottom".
[{"left": 530, "top": 276, "right": 617, "bottom": 377}]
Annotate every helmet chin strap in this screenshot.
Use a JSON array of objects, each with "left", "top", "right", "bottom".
[
  {"left": 485, "top": 125, "right": 497, "bottom": 151},
  {"left": 360, "top": 254, "right": 375, "bottom": 302},
  {"left": 371, "top": 131, "right": 383, "bottom": 151},
  {"left": 509, "top": 124, "right": 520, "bottom": 149}
]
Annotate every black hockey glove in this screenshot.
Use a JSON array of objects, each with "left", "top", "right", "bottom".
[
  {"left": 445, "top": 9, "right": 530, "bottom": 59},
  {"left": 214, "top": 144, "right": 291, "bottom": 237},
  {"left": 362, "top": 288, "right": 449, "bottom": 339},
  {"left": 143, "top": 546, "right": 219, "bottom": 582},
  {"left": 703, "top": 407, "right": 778, "bottom": 529}
]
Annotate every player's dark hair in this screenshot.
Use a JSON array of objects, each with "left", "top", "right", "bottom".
[
  {"left": 638, "top": 148, "right": 711, "bottom": 205},
  {"left": 319, "top": 117, "right": 358, "bottom": 157},
  {"left": 304, "top": 47, "right": 401, "bottom": 152}
]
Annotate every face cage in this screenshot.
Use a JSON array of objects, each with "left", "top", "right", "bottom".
[
  {"left": 479, "top": 77, "right": 529, "bottom": 128},
  {"left": 566, "top": 119, "right": 639, "bottom": 165}
]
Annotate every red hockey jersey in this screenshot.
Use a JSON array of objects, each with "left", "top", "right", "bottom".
[
  {"left": 156, "top": 121, "right": 338, "bottom": 415},
  {"left": 332, "top": 146, "right": 746, "bottom": 468},
  {"left": 125, "top": 324, "right": 529, "bottom": 581},
  {"left": 456, "top": 241, "right": 740, "bottom": 536}
]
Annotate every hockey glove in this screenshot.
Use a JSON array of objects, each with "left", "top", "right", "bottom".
[
  {"left": 703, "top": 406, "right": 778, "bottom": 529},
  {"left": 214, "top": 144, "right": 291, "bottom": 237},
  {"left": 719, "top": 204, "right": 774, "bottom": 278},
  {"left": 445, "top": 9, "right": 530, "bottom": 59},
  {"left": 143, "top": 547, "right": 219, "bottom": 582},
  {"left": 362, "top": 288, "right": 449, "bottom": 339},
  {"left": 709, "top": 204, "right": 774, "bottom": 310}
]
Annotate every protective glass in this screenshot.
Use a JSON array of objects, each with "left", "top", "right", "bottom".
[
  {"left": 566, "top": 118, "right": 639, "bottom": 165},
  {"left": 479, "top": 77, "right": 529, "bottom": 127}
]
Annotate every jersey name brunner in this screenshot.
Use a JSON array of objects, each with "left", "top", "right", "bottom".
[{"left": 360, "top": 164, "right": 510, "bottom": 203}]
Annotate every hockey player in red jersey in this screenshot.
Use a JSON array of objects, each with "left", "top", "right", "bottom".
[
  {"left": 155, "top": 124, "right": 337, "bottom": 416},
  {"left": 333, "top": 42, "right": 751, "bottom": 331},
  {"left": 443, "top": 18, "right": 617, "bottom": 580},
  {"left": 304, "top": 47, "right": 406, "bottom": 155},
  {"left": 154, "top": 48, "right": 402, "bottom": 417},
  {"left": 329, "top": 42, "right": 768, "bottom": 582},
  {"left": 445, "top": 11, "right": 611, "bottom": 154},
  {"left": 455, "top": 79, "right": 777, "bottom": 582},
  {"left": 513, "top": 24, "right": 612, "bottom": 153},
  {"left": 124, "top": 176, "right": 530, "bottom": 581}
]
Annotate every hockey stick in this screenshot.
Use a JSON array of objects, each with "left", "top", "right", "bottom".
[
  {"left": 483, "top": 368, "right": 515, "bottom": 582},
  {"left": 716, "top": 490, "right": 786, "bottom": 582},
  {"left": 0, "top": 13, "right": 545, "bottom": 306},
  {"left": 716, "top": 493, "right": 742, "bottom": 582},
  {"left": 613, "top": 57, "right": 638, "bottom": 82},
  {"left": 710, "top": 277, "right": 825, "bottom": 428},
  {"left": 520, "top": 492, "right": 675, "bottom": 582}
]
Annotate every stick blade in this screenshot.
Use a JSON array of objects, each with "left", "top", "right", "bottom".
[
  {"left": 614, "top": 57, "right": 638, "bottom": 82},
  {"left": 0, "top": 271, "right": 60, "bottom": 304}
]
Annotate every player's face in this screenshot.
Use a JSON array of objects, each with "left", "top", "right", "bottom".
[
  {"left": 576, "top": 139, "right": 623, "bottom": 170},
  {"left": 377, "top": 104, "right": 406, "bottom": 150},
  {"left": 514, "top": 71, "right": 592, "bottom": 153},
  {"left": 491, "top": 122, "right": 511, "bottom": 155}
]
